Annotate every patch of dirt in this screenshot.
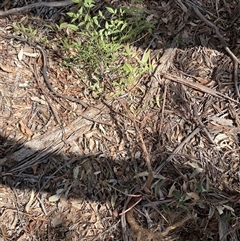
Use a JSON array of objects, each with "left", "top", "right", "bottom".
[{"left": 0, "top": 0, "right": 240, "bottom": 241}]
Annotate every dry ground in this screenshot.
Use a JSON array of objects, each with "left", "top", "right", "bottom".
[{"left": 0, "top": 0, "right": 240, "bottom": 240}]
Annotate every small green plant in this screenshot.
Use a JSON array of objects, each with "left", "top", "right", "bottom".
[
  {"left": 57, "top": 0, "right": 154, "bottom": 97},
  {"left": 13, "top": 23, "right": 37, "bottom": 39},
  {"left": 119, "top": 46, "right": 153, "bottom": 86},
  {"left": 12, "top": 23, "right": 47, "bottom": 43}
]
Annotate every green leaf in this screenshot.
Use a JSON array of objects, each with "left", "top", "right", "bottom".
[
  {"left": 125, "top": 44, "right": 131, "bottom": 56},
  {"left": 106, "top": 7, "right": 115, "bottom": 14},
  {"left": 85, "top": 13, "right": 91, "bottom": 22},
  {"left": 99, "top": 29, "right": 105, "bottom": 41},
  {"left": 67, "top": 12, "right": 75, "bottom": 17},
  {"left": 105, "top": 21, "right": 109, "bottom": 29},
  {"left": 78, "top": 6, "right": 83, "bottom": 15},
  {"left": 93, "top": 16, "right": 99, "bottom": 26},
  {"left": 67, "top": 24, "right": 79, "bottom": 31},
  {"left": 78, "top": 22, "right": 85, "bottom": 27},
  {"left": 141, "top": 50, "right": 151, "bottom": 64},
  {"left": 161, "top": 204, "right": 169, "bottom": 212},
  {"left": 172, "top": 190, "right": 181, "bottom": 200},
  {"left": 84, "top": 0, "right": 95, "bottom": 8},
  {"left": 98, "top": 10, "right": 105, "bottom": 19},
  {"left": 120, "top": 22, "right": 127, "bottom": 31},
  {"left": 59, "top": 22, "right": 69, "bottom": 29},
  {"left": 123, "top": 63, "right": 133, "bottom": 72}
]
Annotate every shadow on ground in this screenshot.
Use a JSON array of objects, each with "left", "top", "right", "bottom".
[{"left": 0, "top": 131, "right": 132, "bottom": 240}]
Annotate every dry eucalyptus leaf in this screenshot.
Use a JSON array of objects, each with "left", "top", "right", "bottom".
[
  {"left": 209, "top": 116, "right": 233, "bottom": 126},
  {"left": 18, "top": 48, "right": 24, "bottom": 61},
  {"left": 88, "top": 138, "right": 95, "bottom": 151},
  {"left": 73, "top": 166, "right": 80, "bottom": 179},
  {"left": 23, "top": 51, "right": 39, "bottom": 58},
  {"left": 167, "top": 183, "right": 176, "bottom": 197},
  {"left": 48, "top": 194, "right": 61, "bottom": 202},
  {"left": 25, "top": 190, "right": 35, "bottom": 213},
  {"left": 31, "top": 96, "right": 48, "bottom": 105},
  {"left": 185, "top": 161, "right": 203, "bottom": 173},
  {"left": 49, "top": 189, "right": 64, "bottom": 202},
  {"left": 0, "top": 158, "right": 7, "bottom": 165},
  {"left": 134, "top": 151, "right": 141, "bottom": 159}
]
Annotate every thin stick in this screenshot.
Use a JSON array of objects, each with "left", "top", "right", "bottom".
[
  {"left": 159, "top": 80, "right": 168, "bottom": 134},
  {"left": 164, "top": 73, "right": 238, "bottom": 103},
  {"left": 155, "top": 127, "right": 201, "bottom": 173},
  {"left": 193, "top": 104, "right": 215, "bottom": 144}
]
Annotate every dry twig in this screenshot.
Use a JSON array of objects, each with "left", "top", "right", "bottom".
[
  {"left": 155, "top": 127, "right": 201, "bottom": 174},
  {"left": 164, "top": 73, "right": 238, "bottom": 103},
  {"left": 192, "top": 104, "right": 215, "bottom": 144}
]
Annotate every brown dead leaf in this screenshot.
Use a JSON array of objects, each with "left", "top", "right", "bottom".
[
  {"left": 88, "top": 138, "right": 95, "bottom": 151},
  {"left": 186, "top": 192, "right": 200, "bottom": 201},
  {"left": 29, "top": 220, "right": 36, "bottom": 234},
  {"left": 118, "top": 139, "right": 125, "bottom": 151},
  {"left": 21, "top": 68, "right": 33, "bottom": 77},
  {"left": 19, "top": 120, "right": 33, "bottom": 138},
  {"left": 0, "top": 64, "right": 15, "bottom": 73},
  {"left": 51, "top": 215, "right": 62, "bottom": 227},
  {"left": 209, "top": 116, "right": 233, "bottom": 126},
  {"left": 0, "top": 226, "right": 11, "bottom": 238}
]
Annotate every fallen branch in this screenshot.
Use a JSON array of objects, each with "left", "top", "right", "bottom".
[{"left": 0, "top": 0, "right": 73, "bottom": 17}]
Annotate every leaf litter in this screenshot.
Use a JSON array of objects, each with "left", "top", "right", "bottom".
[{"left": 0, "top": 0, "right": 240, "bottom": 241}]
